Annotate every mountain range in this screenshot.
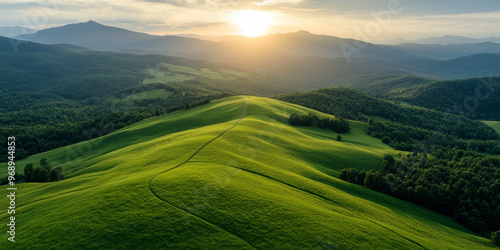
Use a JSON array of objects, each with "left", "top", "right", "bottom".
[
  {"left": 14, "top": 21, "right": 220, "bottom": 59},
  {"left": 0, "top": 26, "right": 37, "bottom": 37},
  {"left": 387, "top": 35, "right": 500, "bottom": 45},
  {"left": 13, "top": 21, "right": 500, "bottom": 63},
  {"left": 5, "top": 31, "right": 500, "bottom": 93}
]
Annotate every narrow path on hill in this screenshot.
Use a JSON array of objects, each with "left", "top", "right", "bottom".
[
  {"left": 147, "top": 96, "right": 427, "bottom": 249},
  {"left": 147, "top": 96, "right": 255, "bottom": 249},
  {"left": 187, "top": 161, "right": 428, "bottom": 250}
]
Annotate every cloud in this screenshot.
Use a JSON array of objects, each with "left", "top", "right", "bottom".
[
  {"left": 0, "top": 1, "right": 40, "bottom": 10},
  {"left": 1, "top": 0, "right": 500, "bottom": 38},
  {"left": 166, "top": 21, "right": 226, "bottom": 29},
  {"left": 136, "top": 0, "right": 255, "bottom": 9},
  {"left": 253, "top": 0, "right": 303, "bottom": 6},
  {"left": 261, "top": 0, "right": 500, "bottom": 18}
]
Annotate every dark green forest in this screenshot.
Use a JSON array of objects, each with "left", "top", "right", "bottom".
[
  {"left": 2, "top": 36, "right": 500, "bottom": 240},
  {"left": 0, "top": 37, "right": 244, "bottom": 161},
  {"left": 345, "top": 74, "right": 433, "bottom": 97},
  {"left": 385, "top": 77, "right": 500, "bottom": 121},
  {"left": 288, "top": 113, "right": 350, "bottom": 133},
  {"left": 277, "top": 87, "right": 500, "bottom": 235},
  {"left": 276, "top": 87, "right": 499, "bottom": 141},
  {"left": 341, "top": 151, "right": 500, "bottom": 235},
  {"left": 344, "top": 75, "right": 500, "bottom": 121},
  {"left": 0, "top": 83, "right": 229, "bottom": 161}
]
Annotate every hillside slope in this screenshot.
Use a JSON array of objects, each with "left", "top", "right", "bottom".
[
  {"left": 344, "top": 75, "right": 433, "bottom": 97},
  {"left": 0, "top": 36, "right": 284, "bottom": 161},
  {"left": 0, "top": 97, "right": 495, "bottom": 249},
  {"left": 484, "top": 121, "right": 500, "bottom": 135},
  {"left": 387, "top": 76, "right": 500, "bottom": 121}
]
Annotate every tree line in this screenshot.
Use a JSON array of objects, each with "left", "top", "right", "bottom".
[
  {"left": 288, "top": 113, "right": 350, "bottom": 133},
  {"left": 277, "top": 87, "right": 500, "bottom": 240},
  {"left": 276, "top": 87, "right": 499, "bottom": 142},
  {"left": 367, "top": 120, "right": 500, "bottom": 154},
  {"left": 341, "top": 150, "right": 500, "bottom": 236},
  {"left": 386, "top": 77, "right": 500, "bottom": 121},
  {"left": 0, "top": 84, "right": 229, "bottom": 162},
  {"left": 0, "top": 159, "right": 63, "bottom": 185}
]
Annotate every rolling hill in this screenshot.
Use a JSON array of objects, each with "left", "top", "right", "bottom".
[
  {"left": 394, "top": 43, "right": 500, "bottom": 60},
  {"left": 0, "top": 96, "right": 496, "bottom": 249},
  {"left": 391, "top": 54, "right": 500, "bottom": 79},
  {"left": 344, "top": 75, "right": 434, "bottom": 97},
  {"left": 0, "top": 36, "right": 283, "bottom": 161},
  {"left": 0, "top": 35, "right": 281, "bottom": 99},
  {"left": 484, "top": 121, "right": 500, "bottom": 135},
  {"left": 220, "top": 30, "right": 420, "bottom": 61},
  {"left": 386, "top": 76, "right": 500, "bottom": 121}
]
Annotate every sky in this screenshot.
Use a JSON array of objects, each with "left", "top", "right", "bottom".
[{"left": 1, "top": 0, "right": 500, "bottom": 41}]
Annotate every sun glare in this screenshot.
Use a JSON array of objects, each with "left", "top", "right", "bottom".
[{"left": 231, "top": 10, "right": 272, "bottom": 37}]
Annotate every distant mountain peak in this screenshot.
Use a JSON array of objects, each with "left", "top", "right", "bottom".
[
  {"left": 85, "top": 20, "right": 101, "bottom": 25},
  {"left": 440, "top": 35, "right": 464, "bottom": 38},
  {"left": 295, "top": 30, "right": 312, "bottom": 35},
  {"left": 287, "top": 30, "right": 316, "bottom": 37}
]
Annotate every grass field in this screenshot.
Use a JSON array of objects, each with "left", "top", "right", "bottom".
[
  {"left": 106, "top": 89, "right": 173, "bottom": 103},
  {"left": 141, "top": 63, "right": 282, "bottom": 96},
  {"left": 484, "top": 121, "right": 500, "bottom": 135},
  {"left": 0, "top": 96, "right": 496, "bottom": 249},
  {"left": 143, "top": 63, "right": 245, "bottom": 84}
]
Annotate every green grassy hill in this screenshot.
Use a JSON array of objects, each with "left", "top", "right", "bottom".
[
  {"left": 484, "top": 121, "right": 500, "bottom": 135},
  {"left": 1, "top": 96, "right": 495, "bottom": 249}
]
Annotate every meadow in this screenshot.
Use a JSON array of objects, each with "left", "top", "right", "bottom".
[
  {"left": 484, "top": 121, "right": 500, "bottom": 135},
  {"left": 143, "top": 63, "right": 245, "bottom": 84},
  {"left": 0, "top": 96, "right": 496, "bottom": 249}
]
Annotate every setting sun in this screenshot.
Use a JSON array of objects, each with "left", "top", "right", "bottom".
[{"left": 231, "top": 10, "right": 272, "bottom": 37}]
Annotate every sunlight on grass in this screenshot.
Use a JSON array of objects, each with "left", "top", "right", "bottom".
[{"left": 0, "top": 96, "right": 495, "bottom": 249}]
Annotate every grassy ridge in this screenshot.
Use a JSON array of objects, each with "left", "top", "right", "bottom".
[
  {"left": 0, "top": 96, "right": 495, "bottom": 249},
  {"left": 143, "top": 63, "right": 250, "bottom": 84},
  {"left": 484, "top": 121, "right": 500, "bottom": 135}
]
